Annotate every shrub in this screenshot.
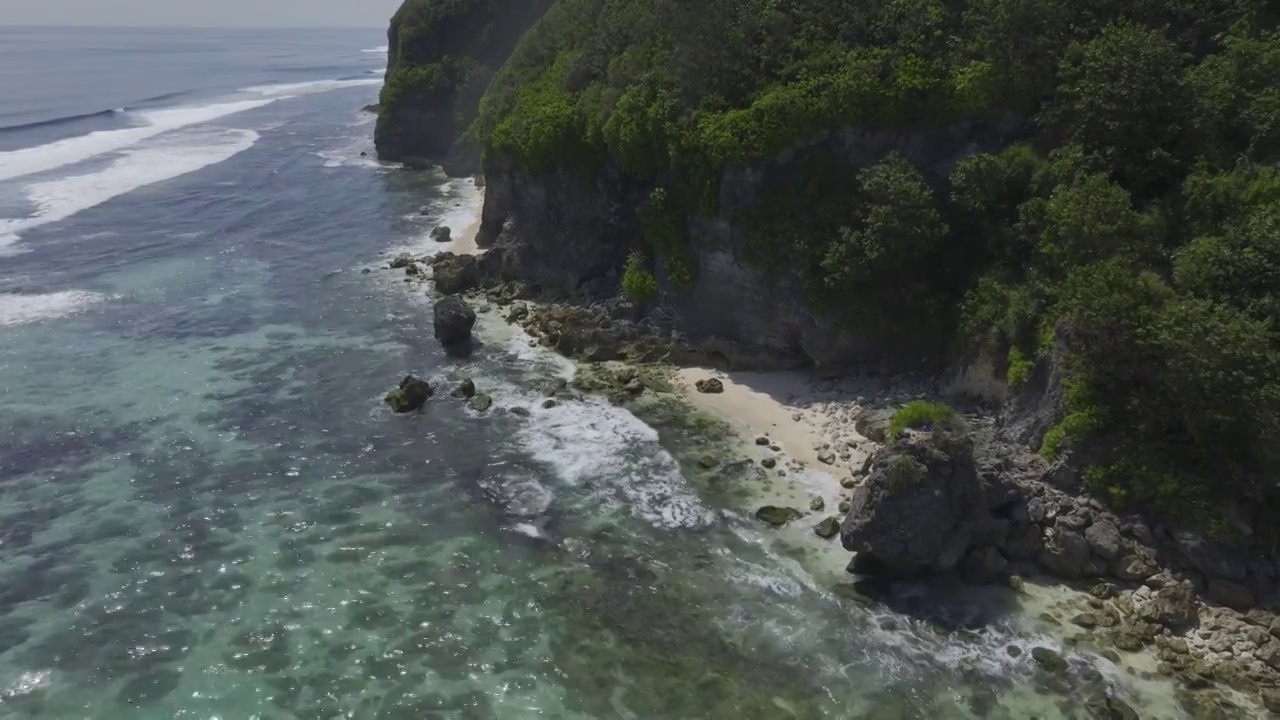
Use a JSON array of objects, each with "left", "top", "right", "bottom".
[
  {"left": 889, "top": 401, "right": 959, "bottom": 439},
  {"left": 621, "top": 253, "right": 658, "bottom": 304}
]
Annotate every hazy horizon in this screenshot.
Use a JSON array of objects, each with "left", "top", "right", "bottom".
[{"left": 0, "top": 0, "right": 404, "bottom": 28}]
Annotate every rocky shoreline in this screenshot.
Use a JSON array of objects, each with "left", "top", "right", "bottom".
[{"left": 371, "top": 237, "right": 1278, "bottom": 717}]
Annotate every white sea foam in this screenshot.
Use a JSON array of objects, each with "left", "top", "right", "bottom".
[
  {"left": 0, "top": 291, "right": 109, "bottom": 326},
  {"left": 0, "top": 99, "right": 272, "bottom": 183},
  {"left": 515, "top": 395, "right": 713, "bottom": 530},
  {"left": 362, "top": 45, "right": 389, "bottom": 54},
  {"left": 242, "top": 78, "right": 381, "bottom": 97},
  {"left": 0, "top": 128, "right": 259, "bottom": 249}
]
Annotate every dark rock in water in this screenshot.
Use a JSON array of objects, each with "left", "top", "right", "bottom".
[
  {"left": 541, "top": 399, "right": 558, "bottom": 409},
  {"left": 697, "top": 455, "right": 719, "bottom": 469},
  {"left": 1031, "top": 646, "right": 1069, "bottom": 674},
  {"left": 431, "top": 226, "right": 452, "bottom": 243},
  {"left": 814, "top": 516, "right": 840, "bottom": 539},
  {"left": 404, "top": 263, "right": 420, "bottom": 276},
  {"left": 1006, "top": 645, "right": 1023, "bottom": 657},
  {"left": 695, "top": 378, "right": 724, "bottom": 394},
  {"left": 509, "top": 406, "right": 531, "bottom": 417},
  {"left": 433, "top": 296, "right": 476, "bottom": 348},
  {"left": 452, "top": 378, "right": 476, "bottom": 399},
  {"left": 809, "top": 495, "right": 825, "bottom": 511},
  {"left": 385, "top": 375, "right": 433, "bottom": 413},
  {"left": 361, "top": 268, "right": 371, "bottom": 274},
  {"left": 469, "top": 394, "right": 493, "bottom": 413},
  {"left": 359, "top": 150, "right": 368, "bottom": 156},
  {"left": 429, "top": 252, "right": 482, "bottom": 295},
  {"left": 761, "top": 457, "right": 777, "bottom": 469},
  {"left": 389, "top": 254, "right": 414, "bottom": 269},
  {"left": 839, "top": 432, "right": 987, "bottom": 577},
  {"left": 755, "top": 506, "right": 803, "bottom": 527},
  {"left": 755, "top": 436, "right": 770, "bottom": 446}
]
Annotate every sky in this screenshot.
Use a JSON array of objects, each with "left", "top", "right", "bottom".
[{"left": 0, "top": 0, "right": 404, "bottom": 27}]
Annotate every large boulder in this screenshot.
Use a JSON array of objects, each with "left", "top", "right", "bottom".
[
  {"left": 431, "top": 226, "right": 452, "bottom": 242},
  {"left": 840, "top": 432, "right": 988, "bottom": 576},
  {"left": 433, "top": 296, "right": 476, "bottom": 348},
  {"left": 853, "top": 408, "right": 895, "bottom": 443}
]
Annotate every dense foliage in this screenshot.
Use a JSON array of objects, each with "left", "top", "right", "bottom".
[
  {"left": 377, "top": 0, "right": 549, "bottom": 157},
  {"left": 474, "top": 0, "right": 1280, "bottom": 523}
]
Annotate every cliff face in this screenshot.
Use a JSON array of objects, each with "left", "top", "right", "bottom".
[
  {"left": 375, "top": 0, "right": 550, "bottom": 173},
  {"left": 479, "top": 119, "right": 1023, "bottom": 369}
]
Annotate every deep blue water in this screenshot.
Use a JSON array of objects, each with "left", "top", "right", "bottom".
[{"left": 0, "top": 27, "right": 1185, "bottom": 720}]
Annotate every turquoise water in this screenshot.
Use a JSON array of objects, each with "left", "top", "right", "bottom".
[{"left": 0, "top": 28, "right": 1184, "bottom": 720}]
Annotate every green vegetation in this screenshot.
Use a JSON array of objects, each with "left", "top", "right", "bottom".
[
  {"left": 471, "top": 0, "right": 1280, "bottom": 521},
  {"left": 377, "top": 0, "right": 549, "bottom": 159},
  {"left": 889, "top": 401, "right": 960, "bottom": 439},
  {"left": 621, "top": 252, "right": 658, "bottom": 304}
]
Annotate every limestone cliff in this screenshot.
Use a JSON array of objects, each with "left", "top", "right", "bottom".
[
  {"left": 478, "top": 119, "right": 1024, "bottom": 369},
  {"left": 374, "top": 0, "right": 550, "bottom": 173}
]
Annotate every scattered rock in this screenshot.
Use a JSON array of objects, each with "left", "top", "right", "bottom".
[
  {"left": 404, "top": 262, "right": 420, "bottom": 276},
  {"left": 697, "top": 455, "right": 719, "bottom": 469},
  {"left": 1008, "top": 575, "right": 1026, "bottom": 593},
  {"left": 817, "top": 451, "right": 837, "bottom": 465},
  {"left": 840, "top": 476, "right": 857, "bottom": 489},
  {"left": 761, "top": 457, "right": 777, "bottom": 469},
  {"left": 755, "top": 436, "right": 770, "bottom": 446},
  {"left": 1090, "top": 582, "right": 1119, "bottom": 600},
  {"left": 838, "top": 499, "right": 852, "bottom": 513},
  {"left": 541, "top": 399, "right": 558, "bottom": 409},
  {"left": 1006, "top": 645, "right": 1023, "bottom": 658},
  {"left": 468, "top": 394, "right": 493, "bottom": 413},
  {"left": 814, "top": 516, "right": 840, "bottom": 540},
  {"left": 809, "top": 495, "right": 825, "bottom": 512},
  {"left": 384, "top": 375, "right": 432, "bottom": 413},
  {"left": 389, "top": 254, "right": 414, "bottom": 269},
  {"left": 433, "top": 296, "right": 476, "bottom": 348},
  {"left": 840, "top": 432, "right": 986, "bottom": 577},
  {"left": 1262, "top": 688, "right": 1280, "bottom": 713},
  {"left": 430, "top": 226, "right": 452, "bottom": 242},
  {"left": 695, "top": 378, "right": 724, "bottom": 394},
  {"left": 755, "top": 506, "right": 803, "bottom": 527},
  {"left": 508, "top": 406, "right": 531, "bottom": 417}
]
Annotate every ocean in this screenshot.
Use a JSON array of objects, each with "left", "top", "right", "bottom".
[{"left": 0, "top": 26, "right": 1179, "bottom": 719}]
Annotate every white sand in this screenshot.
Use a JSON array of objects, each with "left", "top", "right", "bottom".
[
  {"left": 451, "top": 211, "right": 482, "bottom": 255},
  {"left": 673, "top": 367, "right": 874, "bottom": 482}
]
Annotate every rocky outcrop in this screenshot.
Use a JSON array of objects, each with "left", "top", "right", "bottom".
[
  {"left": 840, "top": 431, "right": 989, "bottom": 577},
  {"left": 432, "top": 296, "right": 475, "bottom": 348},
  {"left": 375, "top": 0, "right": 551, "bottom": 172},
  {"left": 385, "top": 375, "right": 433, "bottom": 413}
]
